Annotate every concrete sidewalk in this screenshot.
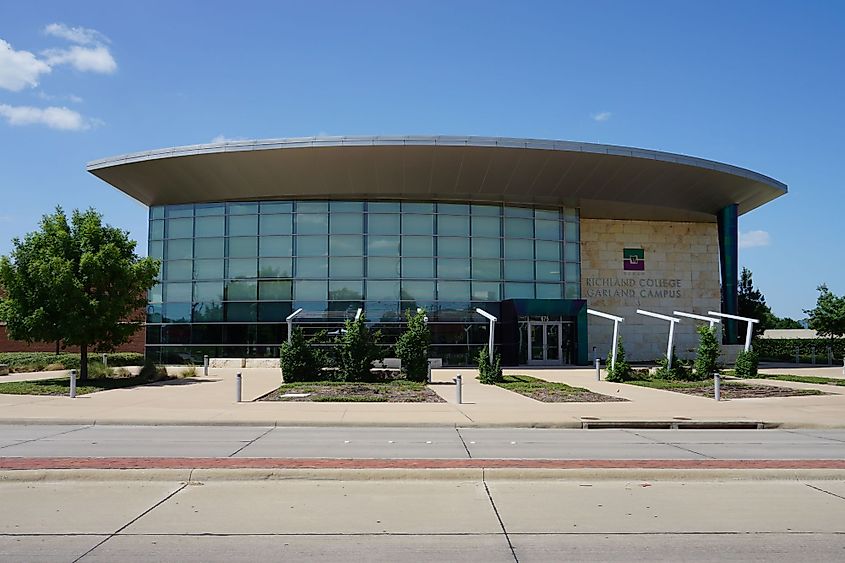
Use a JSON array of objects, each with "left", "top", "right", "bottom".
[{"left": 0, "top": 366, "right": 844, "bottom": 427}]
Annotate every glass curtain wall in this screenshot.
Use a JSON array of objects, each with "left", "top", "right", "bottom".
[{"left": 146, "top": 200, "right": 580, "bottom": 365}]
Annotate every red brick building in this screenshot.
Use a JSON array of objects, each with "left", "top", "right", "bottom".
[{"left": 0, "top": 323, "right": 145, "bottom": 354}]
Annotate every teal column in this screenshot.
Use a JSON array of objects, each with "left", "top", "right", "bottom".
[
  {"left": 576, "top": 305, "right": 588, "bottom": 365},
  {"left": 717, "top": 204, "right": 738, "bottom": 344}
]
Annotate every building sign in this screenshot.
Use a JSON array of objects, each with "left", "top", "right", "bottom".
[{"left": 623, "top": 248, "right": 645, "bottom": 271}]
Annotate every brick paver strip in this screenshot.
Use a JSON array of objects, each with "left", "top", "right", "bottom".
[{"left": 1, "top": 458, "right": 845, "bottom": 470}]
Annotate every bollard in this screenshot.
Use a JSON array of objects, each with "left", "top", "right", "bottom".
[
  {"left": 595, "top": 357, "right": 601, "bottom": 381},
  {"left": 795, "top": 346, "right": 799, "bottom": 364},
  {"left": 592, "top": 346, "right": 597, "bottom": 362},
  {"left": 714, "top": 373, "right": 721, "bottom": 402},
  {"left": 203, "top": 355, "right": 209, "bottom": 377},
  {"left": 236, "top": 371, "right": 242, "bottom": 403},
  {"left": 828, "top": 347, "right": 833, "bottom": 366},
  {"left": 427, "top": 361, "right": 432, "bottom": 384},
  {"left": 69, "top": 369, "right": 77, "bottom": 398},
  {"left": 455, "top": 373, "right": 462, "bottom": 404},
  {"left": 102, "top": 354, "right": 107, "bottom": 368}
]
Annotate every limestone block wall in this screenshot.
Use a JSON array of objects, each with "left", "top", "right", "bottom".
[{"left": 581, "top": 219, "right": 721, "bottom": 362}]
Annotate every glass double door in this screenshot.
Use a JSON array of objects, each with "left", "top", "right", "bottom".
[{"left": 528, "top": 321, "right": 563, "bottom": 365}]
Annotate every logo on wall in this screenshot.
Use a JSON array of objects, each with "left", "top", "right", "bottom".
[{"left": 623, "top": 248, "right": 645, "bottom": 271}]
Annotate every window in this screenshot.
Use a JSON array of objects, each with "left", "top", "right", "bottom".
[
  {"left": 368, "top": 214, "right": 400, "bottom": 234},
  {"left": 296, "top": 214, "right": 328, "bottom": 234},
  {"left": 259, "top": 236, "right": 292, "bottom": 257},
  {"left": 368, "top": 235, "right": 400, "bottom": 256},
  {"left": 227, "top": 258, "right": 256, "bottom": 279},
  {"left": 437, "top": 237, "right": 469, "bottom": 258},
  {"left": 260, "top": 214, "right": 292, "bottom": 235},
  {"left": 330, "top": 214, "right": 364, "bottom": 234},
  {"left": 259, "top": 280, "right": 292, "bottom": 301},
  {"left": 368, "top": 257, "right": 400, "bottom": 278},
  {"left": 296, "top": 280, "right": 327, "bottom": 300},
  {"left": 296, "top": 235, "right": 328, "bottom": 256},
  {"left": 329, "top": 235, "right": 363, "bottom": 256},
  {"left": 402, "top": 257, "right": 433, "bottom": 278},
  {"left": 296, "top": 257, "right": 328, "bottom": 277},
  {"left": 401, "top": 214, "right": 433, "bottom": 235},
  {"left": 504, "top": 218, "right": 533, "bottom": 238},
  {"left": 330, "top": 257, "right": 363, "bottom": 277},
  {"left": 195, "top": 216, "right": 224, "bottom": 237},
  {"left": 228, "top": 237, "right": 257, "bottom": 258},
  {"left": 471, "top": 216, "right": 500, "bottom": 237},
  {"left": 195, "top": 238, "right": 224, "bottom": 259},
  {"left": 437, "top": 215, "right": 469, "bottom": 236},
  {"left": 228, "top": 215, "right": 258, "bottom": 236}
]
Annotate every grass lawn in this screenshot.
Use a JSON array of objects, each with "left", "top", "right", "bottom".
[
  {"left": 0, "top": 372, "right": 176, "bottom": 396},
  {"left": 733, "top": 373, "right": 845, "bottom": 386},
  {"left": 622, "top": 378, "right": 824, "bottom": 399},
  {"left": 496, "top": 374, "right": 626, "bottom": 402},
  {"left": 259, "top": 380, "right": 444, "bottom": 403}
]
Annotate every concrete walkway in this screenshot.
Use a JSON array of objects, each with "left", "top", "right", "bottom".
[{"left": 0, "top": 365, "right": 844, "bottom": 427}]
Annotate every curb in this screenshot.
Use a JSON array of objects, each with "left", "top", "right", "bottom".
[{"left": 3, "top": 467, "right": 845, "bottom": 483}]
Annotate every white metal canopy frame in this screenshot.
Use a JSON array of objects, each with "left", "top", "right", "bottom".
[
  {"left": 708, "top": 312, "right": 759, "bottom": 352},
  {"left": 673, "top": 311, "right": 722, "bottom": 329},
  {"left": 587, "top": 309, "right": 624, "bottom": 370},
  {"left": 285, "top": 308, "right": 304, "bottom": 343},
  {"left": 475, "top": 308, "right": 497, "bottom": 363},
  {"left": 636, "top": 309, "right": 682, "bottom": 368}
]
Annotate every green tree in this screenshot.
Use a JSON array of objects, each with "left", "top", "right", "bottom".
[
  {"left": 604, "top": 337, "right": 633, "bottom": 382},
  {"left": 0, "top": 208, "right": 159, "bottom": 381},
  {"left": 738, "top": 267, "right": 771, "bottom": 337},
  {"left": 394, "top": 309, "right": 431, "bottom": 382},
  {"left": 693, "top": 325, "right": 720, "bottom": 380},
  {"left": 333, "top": 315, "right": 385, "bottom": 382},
  {"left": 476, "top": 345, "right": 503, "bottom": 384},
  {"left": 279, "top": 327, "right": 326, "bottom": 382},
  {"left": 805, "top": 284, "right": 845, "bottom": 348}
]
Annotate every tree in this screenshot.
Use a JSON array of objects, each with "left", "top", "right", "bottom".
[
  {"left": 693, "top": 325, "right": 720, "bottom": 380},
  {"left": 476, "top": 345, "right": 503, "bottom": 384},
  {"left": 279, "top": 327, "right": 325, "bottom": 382},
  {"left": 805, "top": 284, "right": 845, "bottom": 348},
  {"left": 394, "top": 309, "right": 431, "bottom": 382},
  {"left": 738, "top": 267, "right": 770, "bottom": 337},
  {"left": 604, "top": 337, "right": 633, "bottom": 382},
  {"left": 0, "top": 208, "right": 159, "bottom": 380},
  {"left": 333, "top": 314, "right": 385, "bottom": 382}
]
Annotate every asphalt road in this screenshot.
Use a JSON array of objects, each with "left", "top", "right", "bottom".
[{"left": 2, "top": 425, "right": 845, "bottom": 459}]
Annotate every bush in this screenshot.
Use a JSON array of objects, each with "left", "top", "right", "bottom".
[
  {"left": 752, "top": 337, "right": 844, "bottom": 362},
  {"left": 139, "top": 358, "right": 169, "bottom": 380},
  {"left": 394, "top": 309, "right": 431, "bottom": 382},
  {"left": 604, "top": 337, "right": 634, "bottom": 382},
  {"left": 280, "top": 328, "right": 326, "bottom": 382},
  {"left": 332, "top": 316, "right": 385, "bottom": 382},
  {"left": 477, "top": 345, "right": 503, "bottom": 384},
  {"left": 0, "top": 352, "right": 145, "bottom": 371},
  {"left": 180, "top": 365, "right": 197, "bottom": 377},
  {"left": 735, "top": 349, "right": 759, "bottom": 378},
  {"left": 654, "top": 348, "right": 693, "bottom": 380},
  {"left": 693, "top": 325, "right": 720, "bottom": 380},
  {"left": 87, "top": 361, "right": 113, "bottom": 378}
]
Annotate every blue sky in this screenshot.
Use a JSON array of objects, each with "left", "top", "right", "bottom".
[{"left": 0, "top": 1, "right": 842, "bottom": 318}]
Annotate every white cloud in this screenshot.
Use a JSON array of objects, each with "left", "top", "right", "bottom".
[
  {"left": 44, "top": 23, "right": 110, "bottom": 46},
  {"left": 739, "top": 230, "right": 771, "bottom": 249},
  {"left": 0, "top": 39, "right": 52, "bottom": 91},
  {"left": 211, "top": 134, "right": 247, "bottom": 143},
  {"left": 0, "top": 103, "right": 96, "bottom": 130},
  {"left": 37, "top": 91, "right": 83, "bottom": 103},
  {"left": 592, "top": 111, "right": 612, "bottom": 122},
  {"left": 42, "top": 44, "right": 116, "bottom": 74}
]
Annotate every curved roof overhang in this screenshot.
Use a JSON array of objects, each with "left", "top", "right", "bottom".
[{"left": 87, "top": 136, "right": 786, "bottom": 222}]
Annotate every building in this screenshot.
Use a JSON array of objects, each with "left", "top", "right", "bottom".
[{"left": 87, "top": 136, "right": 786, "bottom": 365}]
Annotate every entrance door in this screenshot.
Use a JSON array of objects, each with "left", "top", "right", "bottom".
[{"left": 528, "top": 321, "right": 563, "bottom": 365}]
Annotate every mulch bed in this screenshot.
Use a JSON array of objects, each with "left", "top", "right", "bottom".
[
  {"left": 666, "top": 382, "right": 824, "bottom": 399},
  {"left": 496, "top": 375, "right": 626, "bottom": 403},
  {"left": 259, "top": 382, "right": 445, "bottom": 403}
]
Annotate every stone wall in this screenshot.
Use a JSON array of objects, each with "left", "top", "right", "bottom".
[{"left": 581, "top": 219, "right": 721, "bottom": 362}]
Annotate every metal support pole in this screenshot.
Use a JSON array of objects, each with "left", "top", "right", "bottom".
[
  {"left": 102, "top": 354, "right": 107, "bottom": 367},
  {"left": 69, "top": 369, "right": 77, "bottom": 398},
  {"left": 714, "top": 373, "right": 721, "bottom": 401},
  {"left": 667, "top": 321, "right": 676, "bottom": 369},
  {"left": 203, "top": 355, "right": 209, "bottom": 376},
  {"left": 595, "top": 357, "right": 601, "bottom": 381},
  {"left": 744, "top": 321, "right": 754, "bottom": 352},
  {"left": 611, "top": 320, "right": 619, "bottom": 370},
  {"left": 236, "top": 372, "right": 242, "bottom": 403},
  {"left": 455, "top": 373, "right": 462, "bottom": 404}
]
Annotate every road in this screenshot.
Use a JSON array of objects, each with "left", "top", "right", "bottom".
[
  {"left": 2, "top": 425, "right": 845, "bottom": 460},
  {"left": 3, "top": 426, "right": 845, "bottom": 561}
]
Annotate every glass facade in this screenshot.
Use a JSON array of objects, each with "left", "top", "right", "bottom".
[{"left": 146, "top": 200, "right": 581, "bottom": 365}]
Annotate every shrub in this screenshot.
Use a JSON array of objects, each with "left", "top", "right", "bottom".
[
  {"left": 280, "top": 328, "right": 326, "bottom": 382},
  {"left": 477, "top": 345, "right": 503, "bottom": 384},
  {"left": 87, "top": 361, "right": 113, "bottom": 378},
  {"left": 140, "top": 359, "right": 169, "bottom": 380},
  {"left": 333, "top": 316, "right": 385, "bottom": 382},
  {"left": 180, "top": 365, "right": 197, "bottom": 377},
  {"left": 735, "top": 349, "right": 759, "bottom": 378},
  {"left": 394, "top": 309, "right": 431, "bottom": 382},
  {"left": 604, "top": 337, "right": 634, "bottom": 382},
  {"left": 654, "top": 348, "right": 693, "bottom": 380},
  {"left": 693, "top": 325, "right": 720, "bottom": 380},
  {"left": 0, "top": 352, "right": 144, "bottom": 371}
]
